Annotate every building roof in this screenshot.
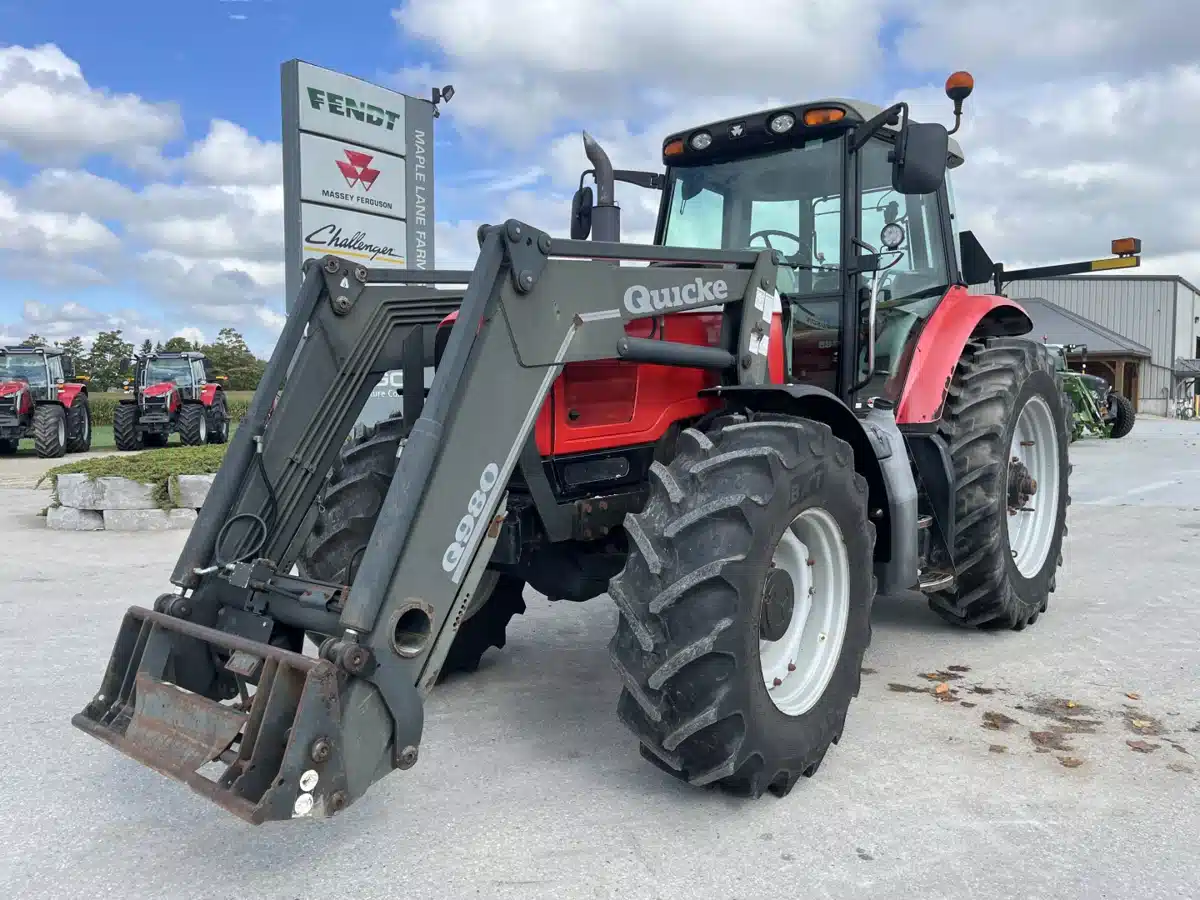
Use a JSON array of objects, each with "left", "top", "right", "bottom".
[
  {"left": 1013, "top": 272, "right": 1200, "bottom": 296},
  {"left": 1173, "top": 358, "right": 1200, "bottom": 378},
  {"left": 1020, "top": 296, "right": 1152, "bottom": 358}
]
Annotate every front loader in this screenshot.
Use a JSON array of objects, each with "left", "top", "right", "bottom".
[{"left": 75, "top": 71, "right": 1083, "bottom": 824}]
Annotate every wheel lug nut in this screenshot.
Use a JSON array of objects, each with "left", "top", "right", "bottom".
[
  {"left": 787, "top": 662, "right": 796, "bottom": 672},
  {"left": 772, "top": 677, "right": 783, "bottom": 687}
]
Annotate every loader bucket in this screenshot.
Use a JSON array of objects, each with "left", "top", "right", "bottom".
[{"left": 72, "top": 606, "right": 350, "bottom": 825}]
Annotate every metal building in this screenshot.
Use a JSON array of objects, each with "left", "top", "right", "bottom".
[{"left": 970, "top": 274, "right": 1200, "bottom": 416}]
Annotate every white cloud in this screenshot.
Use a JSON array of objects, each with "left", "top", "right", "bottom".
[
  {"left": 182, "top": 119, "right": 282, "bottom": 186},
  {"left": 390, "top": 0, "right": 884, "bottom": 146},
  {"left": 0, "top": 43, "right": 182, "bottom": 168}
]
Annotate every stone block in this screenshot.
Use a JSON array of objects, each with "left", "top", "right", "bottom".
[
  {"left": 169, "top": 474, "right": 214, "bottom": 509},
  {"left": 103, "top": 508, "right": 198, "bottom": 531},
  {"left": 45, "top": 505, "right": 105, "bottom": 531},
  {"left": 57, "top": 474, "right": 157, "bottom": 510}
]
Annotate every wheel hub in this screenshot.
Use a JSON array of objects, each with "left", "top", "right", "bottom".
[
  {"left": 759, "top": 566, "right": 795, "bottom": 642},
  {"left": 1007, "top": 455, "right": 1037, "bottom": 513}
]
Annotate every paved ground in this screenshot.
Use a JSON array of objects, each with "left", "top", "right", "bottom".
[
  {"left": 1, "top": 418, "right": 1197, "bottom": 900},
  {"left": 0, "top": 447, "right": 119, "bottom": 488}
]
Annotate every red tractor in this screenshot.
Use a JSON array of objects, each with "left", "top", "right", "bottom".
[
  {"left": 113, "top": 350, "right": 231, "bottom": 450},
  {"left": 76, "top": 72, "right": 1104, "bottom": 823},
  {"left": 0, "top": 345, "right": 92, "bottom": 458}
]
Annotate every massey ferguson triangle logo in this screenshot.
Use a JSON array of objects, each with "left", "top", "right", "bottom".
[{"left": 336, "top": 149, "right": 380, "bottom": 191}]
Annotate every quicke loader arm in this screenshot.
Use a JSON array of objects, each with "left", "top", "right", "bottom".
[{"left": 72, "top": 220, "right": 785, "bottom": 824}]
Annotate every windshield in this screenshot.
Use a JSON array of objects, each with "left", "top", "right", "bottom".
[
  {"left": 662, "top": 135, "right": 844, "bottom": 299},
  {"left": 0, "top": 354, "right": 48, "bottom": 386},
  {"left": 142, "top": 358, "right": 193, "bottom": 387}
]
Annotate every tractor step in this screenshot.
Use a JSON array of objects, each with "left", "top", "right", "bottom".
[{"left": 71, "top": 605, "right": 350, "bottom": 825}]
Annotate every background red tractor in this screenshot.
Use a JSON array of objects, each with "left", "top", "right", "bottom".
[
  {"left": 113, "top": 350, "right": 231, "bottom": 450},
  {"left": 0, "top": 345, "right": 92, "bottom": 458}
]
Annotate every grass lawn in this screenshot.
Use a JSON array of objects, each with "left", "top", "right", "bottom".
[{"left": 12, "top": 423, "right": 241, "bottom": 456}]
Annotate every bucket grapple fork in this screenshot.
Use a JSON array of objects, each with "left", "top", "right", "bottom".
[{"left": 72, "top": 220, "right": 784, "bottom": 824}]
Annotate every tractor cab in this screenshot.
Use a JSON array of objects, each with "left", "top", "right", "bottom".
[
  {"left": 572, "top": 73, "right": 976, "bottom": 408},
  {"left": 0, "top": 345, "right": 72, "bottom": 397},
  {"left": 129, "top": 350, "right": 212, "bottom": 400}
]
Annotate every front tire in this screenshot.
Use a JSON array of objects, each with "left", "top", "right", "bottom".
[
  {"left": 113, "top": 403, "right": 143, "bottom": 451},
  {"left": 608, "top": 412, "right": 875, "bottom": 797},
  {"left": 177, "top": 403, "right": 208, "bottom": 446},
  {"left": 929, "top": 337, "right": 1071, "bottom": 630},
  {"left": 1107, "top": 391, "right": 1135, "bottom": 438},
  {"left": 64, "top": 396, "right": 92, "bottom": 453},
  {"left": 32, "top": 404, "right": 66, "bottom": 459},
  {"left": 298, "top": 411, "right": 526, "bottom": 680}
]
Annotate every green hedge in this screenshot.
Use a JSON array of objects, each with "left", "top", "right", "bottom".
[{"left": 85, "top": 390, "right": 255, "bottom": 427}]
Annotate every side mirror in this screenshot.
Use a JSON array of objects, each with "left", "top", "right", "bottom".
[
  {"left": 892, "top": 121, "right": 949, "bottom": 195},
  {"left": 62, "top": 356, "right": 76, "bottom": 378},
  {"left": 570, "top": 185, "right": 594, "bottom": 240}
]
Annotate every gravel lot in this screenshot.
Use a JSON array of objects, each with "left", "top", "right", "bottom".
[{"left": 2, "top": 418, "right": 1197, "bottom": 900}]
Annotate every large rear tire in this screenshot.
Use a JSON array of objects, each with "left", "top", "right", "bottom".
[
  {"left": 608, "top": 412, "right": 875, "bottom": 797},
  {"left": 298, "top": 412, "right": 526, "bottom": 680},
  {"left": 64, "top": 395, "right": 92, "bottom": 453},
  {"left": 206, "top": 392, "right": 230, "bottom": 444},
  {"left": 32, "top": 404, "right": 66, "bottom": 459},
  {"left": 928, "top": 337, "right": 1071, "bottom": 630},
  {"left": 113, "top": 403, "right": 143, "bottom": 451},
  {"left": 1107, "top": 391, "right": 1135, "bottom": 438}
]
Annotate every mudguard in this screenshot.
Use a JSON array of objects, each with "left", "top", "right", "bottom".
[
  {"left": 57, "top": 382, "right": 86, "bottom": 408},
  {"left": 200, "top": 383, "right": 220, "bottom": 406},
  {"left": 893, "top": 286, "right": 1033, "bottom": 425},
  {"left": 701, "top": 383, "right": 919, "bottom": 593}
]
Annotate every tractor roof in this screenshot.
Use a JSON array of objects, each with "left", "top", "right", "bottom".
[
  {"left": 140, "top": 350, "right": 206, "bottom": 360},
  {"left": 1, "top": 345, "right": 62, "bottom": 357},
  {"left": 664, "top": 97, "right": 966, "bottom": 169}
]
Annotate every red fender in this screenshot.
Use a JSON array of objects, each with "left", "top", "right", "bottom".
[
  {"left": 893, "top": 286, "right": 1033, "bottom": 425},
  {"left": 200, "top": 383, "right": 219, "bottom": 405},
  {"left": 57, "top": 382, "right": 85, "bottom": 407}
]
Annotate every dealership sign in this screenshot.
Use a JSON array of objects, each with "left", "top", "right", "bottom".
[
  {"left": 281, "top": 59, "right": 439, "bottom": 429},
  {"left": 281, "top": 59, "right": 435, "bottom": 311}
]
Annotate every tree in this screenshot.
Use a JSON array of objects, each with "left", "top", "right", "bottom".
[
  {"left": 22, "top": 333, "right": 47, "bottom": 347},
  {"left": 201, "top": 327, "right": 266, "bottom": 391},
  {"left": 154, "top": 340, "right": 164, "bottom": 353},
  {"left": 59, "top": 336, "right": 86, "bottom": 371},
  {"left": 163, "top": 336, "right": 195, "bottom": 352},
  {"left": 140, "top": 339, "right": 154, "bottom": 355},
  {"left": 85, "top": 330, "right": 134, "bottom": 391}
]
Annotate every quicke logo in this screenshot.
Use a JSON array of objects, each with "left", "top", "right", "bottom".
[{"left": 623, "top": 277, "right": 730, "bottom": 315}]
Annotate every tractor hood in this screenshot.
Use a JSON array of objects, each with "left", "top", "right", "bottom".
[
  {"left": 0, "top": 380, "right": 28, "bottom": 396},
  {"left": 143, "top": 382, "right": 178, "bottom": 397},
  {"left": 1078, "top": 372, "right": 1110, "bottom": 399}
]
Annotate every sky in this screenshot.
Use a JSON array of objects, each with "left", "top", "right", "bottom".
[{"left": 0, "top": 0, "right": 1196, "bottom": 358}]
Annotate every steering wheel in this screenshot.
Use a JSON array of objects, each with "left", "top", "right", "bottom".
[{"left": 748, "top": 228, "right": 810, "bottom": 258}]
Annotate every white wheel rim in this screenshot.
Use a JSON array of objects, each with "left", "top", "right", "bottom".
[
  {"left": 760, "top": 507, "right": 851, "bottom": 717},
  {"left": 198, "top": 413, "right": 207, "bottom": 441},
  {"left": 82, "top": 409, "right": 89, "bottom": 441},
  {"left": 56, "top": 417, "right": 65, "bottom": 446},
  {"left": 1006, "top": 394, "right": 1060, "bottom": 577}
]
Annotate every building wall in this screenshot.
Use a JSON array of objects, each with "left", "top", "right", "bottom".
[
  {"left": 970, "top": 276, "right": 1178, "bottom": 415},
  {"left": 1175, "top": 279, "right": 1200, "bottom": 361}
]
